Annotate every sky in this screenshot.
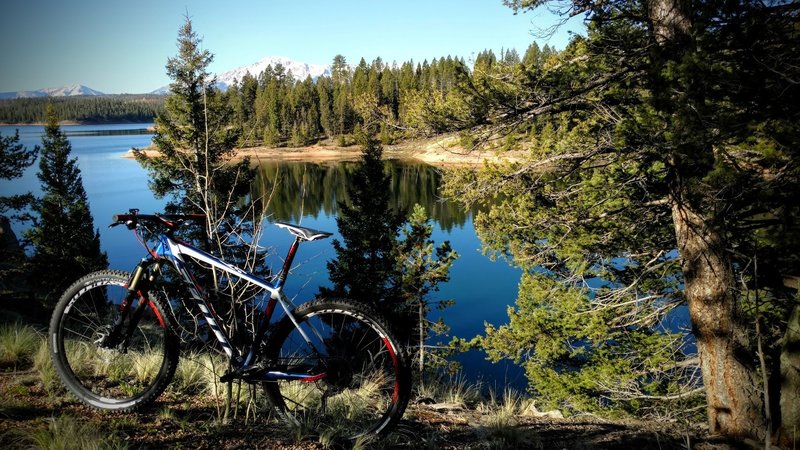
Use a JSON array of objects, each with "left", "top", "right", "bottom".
[{"left": 0, "top": 0, "right": 585, "bottom": 95}]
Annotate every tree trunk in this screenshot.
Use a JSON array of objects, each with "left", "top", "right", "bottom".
[
  {"left": 419, "top": 301, "right": 425, "bottom": 373},
  {"left": 646, "top": 0, "right": 766, "bottom": 440},
  {"left": 779, "top": 304, "right": 800, "bottom": 447},
  {"left": 671, "top": 189, "right": 766, "bottom": 441}
]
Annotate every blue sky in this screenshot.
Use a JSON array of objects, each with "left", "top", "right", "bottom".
[{"left": 0, "top": 0, "right": 584, "bottom": 94}]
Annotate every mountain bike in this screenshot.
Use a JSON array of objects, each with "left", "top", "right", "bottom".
[{"left": 48, "top": 209, "right": 411, "bottom": 440}]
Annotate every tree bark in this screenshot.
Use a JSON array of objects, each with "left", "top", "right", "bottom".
[
  {"left": 779, "top": 304, "right": 800, "bottom": 447},
  {"left": 671, "top": 187, "right": 766, "bottom": 441},
  {"left": 645, "top": 0, "right": 767, "bottom": 440}
]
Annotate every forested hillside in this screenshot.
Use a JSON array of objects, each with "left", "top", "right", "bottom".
[
  {"left": 0, "top": 95, "right": 164, "bottom": 124},
  {"left": 222, "top": 46, "right": 555, "bottom": 147},
  {"left": 0, "top": 44, "right": 557, "bottom": 143}
]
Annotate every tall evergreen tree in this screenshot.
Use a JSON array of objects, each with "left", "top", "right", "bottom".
[
  {"left": 323, "top": 130, "right": 405, "bottom": 314},
  {"left": 380, "top": 65, "right": 399, "bottom": 120},
  {"left": 396, "top": 204, "right": 458, "bottom": 371},
  {"left": 27, "top": 105, "right": 107, "bottom": 300},
  {"left": 331, "top": 54, "right": 350, "bottom": 85},
  {"left": 323, "top": 130, "right": 458, "bottom": 352},
  {"left": 133, "top": 20, "right": 268, "bottom": 404},
  {"left": 0, "top": 130, "right": 38, "bottom": 215},
  {"left": 0, "top": 130, "right": 38, "bottom": 295},
  {"left": 522, "top": 42, "right": 542, "bottom": 67},
  {"left": 134, "top": 15, "right": 253, "bottom": 256},
  {"left": 316, "top": 76, "right": 334, "bottom": 137},
  {"left": 448, "top": 0, "right": 800, "bottom": 444}
]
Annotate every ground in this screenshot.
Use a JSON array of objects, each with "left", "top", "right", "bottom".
[
  {"left": 0, "top": 367, "right": 733, "bottom": 450},
  {"left": 0, "top": 135, "right": 739, "bottom": 448}
]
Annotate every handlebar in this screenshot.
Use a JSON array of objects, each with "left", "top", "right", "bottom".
[{"left": 110, "top": 210, "right": 206, "bottom": 230}]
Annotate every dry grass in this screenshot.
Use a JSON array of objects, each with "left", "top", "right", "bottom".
[
  {"left": 417, "top": 372, "right": 482, "bottom": 408},
  {"left": 8, "top": 415, "right": 129, "bottom": 450},
  {"left": 0, "top": 322, "right": 41, "bottom": 369},
  {"left": 32, "top": 337, "right": 61, "bottom": 395}
]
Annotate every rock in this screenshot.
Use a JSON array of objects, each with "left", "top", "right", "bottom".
[{"left": 522, "top": 401, "right": 564, "bottom": 419}]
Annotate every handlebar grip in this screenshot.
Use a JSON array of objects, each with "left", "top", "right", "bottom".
[{"left": 112, "top": 214, "right": 135, "bottom": 223}]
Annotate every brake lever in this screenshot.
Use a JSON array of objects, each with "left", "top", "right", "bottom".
[{"left": 108, "top": 221, "right": 136, "bottom": 230}]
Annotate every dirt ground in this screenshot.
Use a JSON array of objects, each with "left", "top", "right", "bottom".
[{"left": 0, "top": 368, "right": 741, "bottom": 450}]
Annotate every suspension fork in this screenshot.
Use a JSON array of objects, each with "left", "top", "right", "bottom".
[{"left": 101, "top": 259, "right": 160, "bottom": 351}]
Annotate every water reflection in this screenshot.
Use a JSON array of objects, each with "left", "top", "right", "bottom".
[{"left": 252, "top": 159, "right": 472, "bottom": 230}]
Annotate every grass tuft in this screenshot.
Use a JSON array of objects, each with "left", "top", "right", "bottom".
[
  {"left": 482, "top": 387, "right": 543, "bottom": 449},
  {"left": 11, "top": 414, "right": 129, "bottom": 450},
  {"left": 417, "top": 372, "right": 481, "bottom": 407},
  {"left": 33, "top": 336, "right": 61, "bottom": 395},
  {"left": 0, "top": 322, "right": 41, "bottom": 370},
  {"left": 173, "top": 353, "right": 207, "bottom": 394}
]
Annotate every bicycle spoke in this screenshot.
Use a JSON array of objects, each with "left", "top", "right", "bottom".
[
  {"left": 50, "top": 270, "right": 178, "bottom": 412},
  {"left": 263, "top": 299, "right": 409, "bottom": 441}
]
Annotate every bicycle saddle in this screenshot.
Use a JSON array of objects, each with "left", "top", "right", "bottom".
[{"left": 274, "top": 222, "right": 333, "bottom": 241}]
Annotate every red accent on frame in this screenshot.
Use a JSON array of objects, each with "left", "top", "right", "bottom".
[
  {"left": 300, "top": 373, "right": 328, "bottom": 383},
  {"left": 383, "top": 337, "right": 400, "bottom": 402},
  {"left": 140, "top": 292, "right": 166, "bottom": 328},
  {"left": 263, "top": 297, "right": 278, "bottom": 322},
  {"left": 279, "top": 239, "right": 301, "bottom": 282}
]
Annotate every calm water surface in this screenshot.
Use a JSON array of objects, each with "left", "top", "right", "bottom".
[{"left": 0, "top": 124, "right": 525, "bottom": 388}]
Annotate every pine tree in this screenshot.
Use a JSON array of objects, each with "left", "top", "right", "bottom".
[
  {"left": 522, "top": 42, "right": 542, "bottom": 67},
  {"left": 396, "top": 204, "right": 458, "bottom": 371},
  {"left": 316, "top": 76, "right": 334, "bottom": 137},
  {"left": 0, "top": 130, "right": 38, "bottom": 295},
  {"left": 27, "top": 105, "right": 107, "bottom": 300},
  {"left": 331, "top": 54, "right": 350, "bottom": 85},
  {"left": 323, "top": 131, "right": 457, "bottom": 351},
  {"left": 134, "top": 21, "right": 269, "bottom": 415},
  {"left": 448, "top": 0, "right": 800, "bottom": 443},
  {"left": 323, "top": 130, "right": 405, "bottom": 315},
  {"left": 380, "top": 66, "right": 399, "bottom": 120},
  {"left": 0, "top": 130, "right": 38, "bottom": 215},
  {"left": 134, "top": 16, "right": 253, "bottom": 252}
]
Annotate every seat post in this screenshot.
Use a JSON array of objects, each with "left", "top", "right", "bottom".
[{"left": 277, "top": 236, "right": 302, "bottom": 287}]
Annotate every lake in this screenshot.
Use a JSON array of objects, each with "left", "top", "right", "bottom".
[{"left": 0, "top": 123, "right": 526, "bottom": 389}]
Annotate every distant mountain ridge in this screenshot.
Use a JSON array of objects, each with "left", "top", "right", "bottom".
[
  {"left": 151, "top": 56, "right": 331, "bottom": 94},
  {"left": 216, "top": 56, "right": 331, "bottom": 89},
  {"left": 0, "top": 84, "right": 105, "bottom": 100},
  {"left": 2, "top": 57, "right": 330, "bottom": 98}
]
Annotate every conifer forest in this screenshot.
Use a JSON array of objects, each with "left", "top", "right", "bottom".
[{"left": 2, "top": 1, "right": 800, "bottom": 448}]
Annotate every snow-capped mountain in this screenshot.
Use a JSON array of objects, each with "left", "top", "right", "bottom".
[
  {"left": 40, "top": 84, "right": 105, "bottom": 97},
  {"left": 0, "top": 84, "right": 105, "bottom": 100},
  {"left": 216, "top": 56, "right": 331, "bottom": 90},
  {"left": 149, "top": 85, "right": 170, "bottom": 96},
  {"left": 150, "top": 56, "right": 331, "bottom": 94}
]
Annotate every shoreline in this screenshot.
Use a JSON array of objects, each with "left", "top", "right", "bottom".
[
  {"left": 0, "top": 122, "right": 518, "bottom": 166},
  {"left": 124, "top": 134, "right": 521, "bottom": 167},
  {"left": 0, "top": 120, "right": 153, "bottom": 127}
]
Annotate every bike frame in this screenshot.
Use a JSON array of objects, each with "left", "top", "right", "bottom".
[{"left": 124, "top": 221, "right": 326, "bottom": 382}]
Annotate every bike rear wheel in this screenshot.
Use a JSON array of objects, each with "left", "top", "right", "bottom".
[
  {"left": 49, "top": 270, "right": 179, "bottom": 411},
  {"left": 263, "top": 298, "right": 411, "bottom": 441}
]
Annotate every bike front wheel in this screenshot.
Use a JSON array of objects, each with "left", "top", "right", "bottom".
[
  {"left": 49, "top": 270, "right": 179, "bottom": 411},
  {"left": 263, "top": 298, "right": 411, "bottom": 441}
]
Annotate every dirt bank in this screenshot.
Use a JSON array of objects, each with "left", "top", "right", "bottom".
[{"left": 124, "top": 134, "right": 522, "bottom": 167}]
